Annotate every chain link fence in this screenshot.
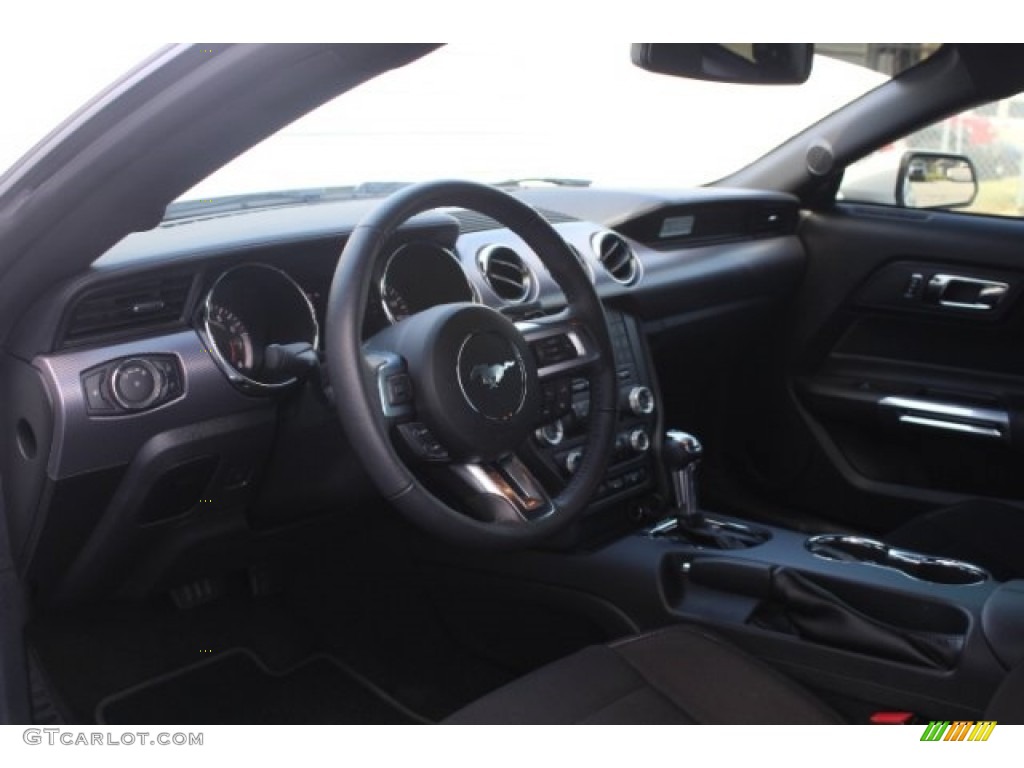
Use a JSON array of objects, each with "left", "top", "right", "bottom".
[{"left": 905, "top": 104, "right": 1024, "bottom": 216}]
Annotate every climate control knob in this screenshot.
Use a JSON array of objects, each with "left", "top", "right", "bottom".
[
  {"left": 110, "top": 358, "right": 163, "bottom": 411},
  {"left": 626, "top": 386, "right": 655, "bottom": 416},
  {"left": 629, "top": 428, "right": 650, "bottom": 453},
  {"left": 564, "top": 448, "right": 584, "bottom": 474},
  {"left": 535, "top": 419, "right": 565, "bottom": 447}
]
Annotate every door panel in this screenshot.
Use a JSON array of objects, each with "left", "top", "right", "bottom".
[{"left": 726, "top": 204, "right": 1024, "bottom": 534}]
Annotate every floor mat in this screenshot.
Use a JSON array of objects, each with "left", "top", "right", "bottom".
[
  {"left": 96, "top": 649, "right": 425, "bottom": 725},
  {"left": 30, "top": 520, "right": 522, "bottom": 724},
  {"left": 30, "top": 593, "right": 321, "bottom": 723},
  {"left": 287, "top": 568, "right": 518, "bottom": 720}
]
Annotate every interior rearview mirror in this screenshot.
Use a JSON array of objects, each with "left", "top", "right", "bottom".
[
  {"left": 897, "top": 152, "right": 978, "bottom": 209},
  {"left": 630, "top": 44, "right": 813, "bottom": 85}
]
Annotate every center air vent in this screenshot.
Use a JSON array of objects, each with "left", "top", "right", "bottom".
[
  {"left": 591, "top": 231, "right": 640, "bottom": 285},
  {"left": 477, "top": 244, "right": 534, "bottom": 303},
  {"left": 62, "top": 273, "right": 195, "bottom": 346}
]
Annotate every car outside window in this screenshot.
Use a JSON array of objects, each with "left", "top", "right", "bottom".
[
  {"left": 841, "top": 93, "right": 1024, "bottom": 218},
  {"left": 174, "top": 43, "right": 914, "bottom": 204}
]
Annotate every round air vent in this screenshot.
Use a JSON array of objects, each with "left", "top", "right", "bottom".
[
  {"left": 591, "top": 231, "right": 640, "bottom": 285},
  {"left": 477, "top": 244, "right": 534, "bottom": 303}
]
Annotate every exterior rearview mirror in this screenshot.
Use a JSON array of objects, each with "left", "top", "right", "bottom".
[{"left": 897, "top": 151, "right": 978, "bottom": 209}]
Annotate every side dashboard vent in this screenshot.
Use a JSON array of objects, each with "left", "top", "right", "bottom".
[
  {"left": 62, "top": 274, "right": 195, "bottom": 346},
  {"left": 591, "top": 231, "right": 640, "bottom": 285},
  {"left": 477, "top": 245, "right": 534, "bottom": 303}
]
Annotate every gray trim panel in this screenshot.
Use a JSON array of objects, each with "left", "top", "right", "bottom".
[{"left": 36, "top": 330, "right": 267, "bottom": 479}]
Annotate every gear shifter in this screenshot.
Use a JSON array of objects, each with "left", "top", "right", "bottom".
[
  {"left": 664, "top": 430, "right": 704, "bottom": 528},
  {"left": 659, "top": 430, "right": 770, "bottom": 549}
]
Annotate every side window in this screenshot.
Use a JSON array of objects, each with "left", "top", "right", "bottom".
[{"left": 840, "top": 94, "right": 1024, "bottom": 218}]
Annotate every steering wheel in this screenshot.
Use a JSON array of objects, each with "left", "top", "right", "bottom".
[{"left": 326, "top": 180, "right": 617, "bottom": 548}]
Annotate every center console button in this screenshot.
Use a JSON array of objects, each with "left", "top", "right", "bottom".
[
  {"left": 629, "top": 428, "right": 650, "bottom": 453},
  {"left": 564, "top": 448, "right": 583, "bottom": 474},
  {"left": 626, "top": 386, "right": 655, "bottom": 416},
  {"left": 535, "top": 419, "right": 564, "bottom": 446}
]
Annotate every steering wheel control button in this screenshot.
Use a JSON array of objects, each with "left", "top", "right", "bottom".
[
  {"left": 457, "top": 332, "right": 526, "bottom": 421},
  {"left": 540, "top": 378, "right": 573, "bottom": 420},
  {"left": 386, "top": 373, "right": 413, "bottom": 406},
  {"left": 397, "top": 422, "right": 449, "bottom": 461},
  {"left": 370, "top": 352, "right": 416, "bottom": 421},
  {"left": 532, "top": 334, "right": 578, "bottom": 368}
]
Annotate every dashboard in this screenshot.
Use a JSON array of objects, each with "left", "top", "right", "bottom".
[{"left": 0, "top": 186, "right": 804, "bottom": 603}]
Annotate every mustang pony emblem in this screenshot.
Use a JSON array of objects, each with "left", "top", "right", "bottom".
[{"left": 470, "top": 361, "right": 516, "bottom": 390}]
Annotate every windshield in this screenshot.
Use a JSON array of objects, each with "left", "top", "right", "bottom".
[{"left": 176, "top": 43, "right": 906, "bottom": 204}]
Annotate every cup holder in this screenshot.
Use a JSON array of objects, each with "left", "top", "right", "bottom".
[{"left": 806, "top": 534, "right": 988, "bottom": 585}]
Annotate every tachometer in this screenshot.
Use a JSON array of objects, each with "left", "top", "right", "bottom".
[
  {"left": 381, "top": 283, "right": 412, "bottom": 323},
  {"left": 206, "top": 304, "right": 254, "bottom": 373},
  {"left": 201, "top": 263, "right": 319, "bottom": 392}
]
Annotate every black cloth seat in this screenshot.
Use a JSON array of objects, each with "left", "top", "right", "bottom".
[
  {"left": 445, "top": 625, "right": 842, "bottom": 724},
  {"left": 885, "top": 499, "right": 1024, "bottom": 581}
]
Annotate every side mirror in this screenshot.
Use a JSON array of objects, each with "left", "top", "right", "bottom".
[
  {"left": 897, "top": 152, "right": 978, "bottom": 209},
  {"left": 630, "top": 44, "right": 813, "bottom": 85}
]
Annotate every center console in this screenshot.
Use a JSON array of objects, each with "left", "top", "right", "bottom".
[
  {"left": 655, "top": 518, "right": 995, "bottom": 690},
  {"left": 526, "top": 309, "right": 662, "bottom": 523},
  {"left": 446, "top": 421, "right": 1024, "bottom": 721},
  {"left": 611, "top": 426, "right": 1018, "bottom": 719},
  {"left": 430, "top": 311, "right": 1024, "bottom": 720}
]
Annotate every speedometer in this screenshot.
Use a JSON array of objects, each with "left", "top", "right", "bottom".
[{"left": 206, "top": 304, "right": 254, "bottom": 373}]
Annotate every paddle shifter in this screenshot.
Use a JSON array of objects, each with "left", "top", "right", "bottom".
[{"left": 659, "top": 430, "right": 770, "bottom": 548}]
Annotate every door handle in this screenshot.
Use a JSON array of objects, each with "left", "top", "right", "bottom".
[
  {"left": 925, "top": 274, "right": 1009, "bottom": 311},
  {"left": 896, "top": 414, "right": 1003, "bottom": 439},
  {"left": 879, "top": 396, "right": 1009, "bottom": 441}
]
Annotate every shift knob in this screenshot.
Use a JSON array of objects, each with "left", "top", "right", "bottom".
[
  {"left": 664, "top": 430, "right": 702, "bottom": 523},
  {"left": 664, "top": 430, "right": 702, "bottom": 471}
]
